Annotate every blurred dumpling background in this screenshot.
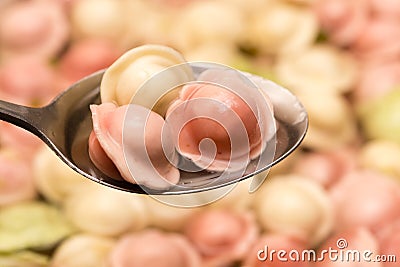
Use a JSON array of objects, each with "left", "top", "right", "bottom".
[{"left": 0, "top": 0, "right": 400, "bottom": 266}]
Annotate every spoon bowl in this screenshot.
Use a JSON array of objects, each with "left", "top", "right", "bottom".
[{"left": 0, "top": 67, "right": 307, "bottom": 195}]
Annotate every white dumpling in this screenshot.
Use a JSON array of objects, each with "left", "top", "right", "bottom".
[
  {"left": 50, "top": 234, "right": 116, "bottom": 267},
  {"left": 64, "top": 186, "right": 149, "bottom": 237},
  {"left": 100, "top": 44, "right": 193, "bottom": 107}
]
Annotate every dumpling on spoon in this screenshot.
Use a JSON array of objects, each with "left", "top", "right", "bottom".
[
  {"left": 88, "top": 103, "right": 180, "bottom": 190},
  {"left": 88, "top": 44, "right": 195, "bottom": 190},
  {"left": 165, "top": 68, "right": 274, "bottom": 172},
  {"left": 90, "top": 44, "right": 275, "bottom": 188},
  {"left": 100, "top": 44, "right": 193, "bottom": 107}
]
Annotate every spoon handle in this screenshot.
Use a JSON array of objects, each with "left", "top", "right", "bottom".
[{"left": 0, "top": 100, "right": 45, "bottom": 137}]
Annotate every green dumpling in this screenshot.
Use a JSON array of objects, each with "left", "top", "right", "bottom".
[
  {"left": 0, "top": 201, "right": 75, "bottom": 253},
  {"left": 0, "top": 251, "right": 49, "bottom": 267}
]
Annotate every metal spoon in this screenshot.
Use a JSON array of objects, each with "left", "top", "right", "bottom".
[{"left": 0, "top": 68, "right": 307, "bottom": 195}]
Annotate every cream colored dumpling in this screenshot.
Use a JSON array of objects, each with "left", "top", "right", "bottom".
[
  {"left": 50, "top": 234, "right": 116, "bottom": 267},
  {"left": 274, "top": 44, "right": 358, "bottom": 94},
  {"left": 144, "top": 196, "right": 203, "bottom": 231},
  {"left": 64, "top": 186, "right": 148, "bottom": 237},
  {"left": 359, "top": 140, "right": 400, "bottom": 179},
  {"left": 246, "top": 2, "right": 318, "bottom": 55},
  {"left": 100, "top": 44, "right": 193, "bottom": 106},
  {"left": 253, "top": 175, "right": 334, "bottom": 247},
  {"left": 70, "top": 0, "right": 128, "bottom": 46},
  {"left": 171, "top": 1, "right": 244, "bottom": 52},
  {"left": 205, "top": 179, "right": 254, "bottom": 211},
  {"left": 299, "top": 92, "right": 357, "bottom": 151},
  {"left": 33, "top": 145, "right": 94, "bottom": 204}
]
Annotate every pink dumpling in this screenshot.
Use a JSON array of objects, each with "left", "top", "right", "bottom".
[
  {"left": 292, "top": 148, "right": 357, "bottom": 189},
  {"left": 89, "top": 103, "right": 179, "bottom": 190},
  {"left": 88, "top": 130, "right": 122, "bottom": 179},
  {"left": 0, "top": 149, "right": 37, "bottom": 206},
  {"left": 313, "top": 0, "right": 368, "bottom": 46},
  {"left": 0, "top": 122, "right": 42, "bottom": 160},
  {"left": 184, "top": 209, "right": 258, "bottom": 266},
  {"left": 355, "top": 61, "right": 400, "bottom": 104},
  {"left": 243, "top": 233, "right": 310, "bottom": 267},
  {"left": 378, "top": 220, "right": 400, "bottom": 265},
  {"left": 57, "top": 38, "right": 121, "bottom": 86},
  {"left": 0, "top": 0, "right": 69, "bottom": 60},
  {"left": 352, "top": 18, "right": 400, "bottom": 62},
  {"left": 315, "top": 227, "right": 380, "bottom": 267},
  {"left": 370, "top": 0, "right": 400, "bottom": 19},
  {"left": 109, "top": 230, "right": 201, "bottom": 267},
  {"left": 330, "top": 170, "right": 400, "bottom": 233},
  {"left": 166, "top": 70, "right": 271, "bottom": 172},
  {"left": 0, "top": 57, "right": 56, "bottom": 106}
]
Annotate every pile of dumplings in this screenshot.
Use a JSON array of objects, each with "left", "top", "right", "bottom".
[
  {"left": 0, "top": 0, "right": 399, "bottom": 266},
  {"left": 89, "top": 44, "right": 277, "bottom": 191}
]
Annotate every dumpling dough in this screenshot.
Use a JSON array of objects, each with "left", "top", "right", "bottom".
[
  {"left": 100, "top": 44, "right": 193, "bottom": 106},
  {"left": 90, "top": 103, "right": 180, "bottom": 190}
]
